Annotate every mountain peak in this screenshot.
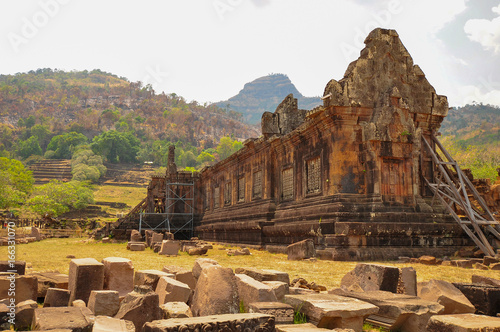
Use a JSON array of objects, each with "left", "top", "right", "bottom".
[{"left": 216, "top": 74, "right": 321, "bottom": 124}]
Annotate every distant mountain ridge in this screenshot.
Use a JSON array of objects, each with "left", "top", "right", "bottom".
[{"left": 216, "top": 74, "right": 322, "bottom": 124}]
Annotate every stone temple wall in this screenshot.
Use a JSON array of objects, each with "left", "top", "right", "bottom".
[{"left": 194, "top": 28, "right": 471, "bottom": 260}]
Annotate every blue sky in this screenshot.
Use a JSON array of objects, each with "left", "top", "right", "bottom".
[{"left": 1, "top": 0, "right": 499, "bottom": 107}]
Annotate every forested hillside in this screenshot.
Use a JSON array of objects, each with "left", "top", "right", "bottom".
[
  {"left": 440, "top": 103, "right": 500, "bottom": 181},
  {"left": 0, "top": 69, "right": 260, "bottom": 170}
]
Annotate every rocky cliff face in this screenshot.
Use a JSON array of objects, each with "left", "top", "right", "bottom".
[{"left": 216, "top": 74, "right": 321, "bottom": 124}]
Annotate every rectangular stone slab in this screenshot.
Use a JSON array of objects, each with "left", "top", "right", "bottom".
[
  {"left": 68, "top": 258, "right": 104, "bottom": 304},
  {"left": 427, "top": 313, "right": 500, "bottom": 331},
  {"left": 285, "top": 293, "right": 378, "bottom": 331},
  {"left": 142, "top": 313, "right": 275, "bottom": 332},
  {"left": 248, "top": 302, "right": 294, "bottom": 324},
  {"left": 276, "top": 323, "right": 335, "bottom": 331},
  {"left": 32, "top": 307, "right": 94, "bottom": 331}
]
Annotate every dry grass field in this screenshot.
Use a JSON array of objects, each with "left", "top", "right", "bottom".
[{"left": 2, "top": 238, "right": 499, "bottom": 289}]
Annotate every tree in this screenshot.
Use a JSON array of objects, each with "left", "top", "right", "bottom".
[
  {"left": 91, "top": 130, "right": 140, "bottom": 163},
  {"left": 71, "top": 146, "right": 106, "bottom": 182},
  {"left": 216, "top": 136, "right": 243, "bottom": 160},
  {"left": 0, "top": 157, "right": 34, "bottom": 209},
  {"left": 26, "top": 180, "right": 94, "bottom": 217},
  {"left": 46, "top": 132, "right": 88, "bottom": 159},
  {"left": 16, "top": 136, "right": 42, "bottom": 159},
  {"left": 30, "top": 124, "right": 52, "bottom": 151}
]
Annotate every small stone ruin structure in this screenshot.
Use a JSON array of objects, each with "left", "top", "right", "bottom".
[{"left": 117, "top": 28, "right": 499, "bottom": 260}]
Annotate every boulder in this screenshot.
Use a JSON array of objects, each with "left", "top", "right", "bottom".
[
  {"left": 426, "top": 313, "right": 500, "bottom": 331},
  {"left": 340, "top": 263, "right": 400, "bottom": 293},
  {"left": 114, "top": 286, "right": 162, "bottom": 332},
  {"left": 191, "top": 265, "right": 239, "bottom": 317},
  {"left": 188, "top": 247, "right": 208, "bottom": 255},
  {"left": 158, "top": 240, "right": 180, "bottom": 256},
  {"left": 235, "top": 274, "right": 278, "bottom": 311},
  {"left": 262, "top": 281, "right": 289, "bottom": 302},
  {"left": 102, "top": 257, "right": 134, "bottom": 297},
  {"left": 452, "top": 282, "right": 500, "bottom": 316},
  {"left": 287, "top": 239, "right": 315, "bottom": 260},
  {"left": 160, "top": 302, "right": 192, "bottom": 319},
  {"left": 30, "top": 272, "right": 69, "bottom": 298},
  {"left": 285, "top": 293, "right": 378, "bottom": 332},
  {"left": 88, "top": 290, "right": 120, "bottom": 317},
  {"left": 192, "top": 258, "right": 220, "bottom": 279},
  {"left": 142, "top": 313, "right": 275, "bottom": 332},
  {"left": 471, "top": 275, "right": 500, "bottom": 288},
  {"left": 155, "top": 277, "right": 191, "bottom": 304},
  {"left": 43, "top": 288, "right": 71, "bottom": 307},
  {"left": 32, "top": 307, "right": 95, "bottom": 331},
  {"left": 0, "top": 275, "right": 38, "bottom": 304},
  {"left": 92, "top": 315, "right": 135, "bottom": 332},
  {"left": 418, "top": 279, "right": 475, "bottom": 314},
  {"left": 14, "top": 299, "right": 37, "bottom": 330},
  {"left": 330, "top": 289, "right": 444, "bottom": 332},
  {"left": 68, "top": 258, "right": 104, "bottom": 304},
  {"left": 133, "top": 270, "right": 174, "bottom": 291},
  {"left": 248, "top": 302, "right": 294, "bottom": 324}
]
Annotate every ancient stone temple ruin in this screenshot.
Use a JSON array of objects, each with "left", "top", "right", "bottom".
[{"left": 118, "top": 28, "right": 499, "bottom": 260}]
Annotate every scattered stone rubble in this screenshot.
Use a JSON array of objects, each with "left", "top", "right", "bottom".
[{"left": 2, "top": 253, "right": 500, "bottom": 332}]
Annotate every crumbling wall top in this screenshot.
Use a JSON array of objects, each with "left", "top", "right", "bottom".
[{"left": 261, "top": 94, "right": 308, "bottom": 137}]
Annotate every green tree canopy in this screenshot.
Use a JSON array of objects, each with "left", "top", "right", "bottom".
[
  {"left": 216, "top": 136, "right": 243, "bottom": 160},
  {"left": 46, "top": 132, "right": 88, "bottom": 159},
  {"left": 0, "top": 157, "right": 34, "bottom": 209},
  {"left": 16, "top": 136, "right": 42, "bottom": 159},
  {"left": 91, "top": 130, "right": 140, "bottom": 163}
]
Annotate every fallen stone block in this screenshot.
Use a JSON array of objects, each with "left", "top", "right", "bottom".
[
  {"left": 159, "top": 240, "right": 180, "bottom": 256},
  {"left": 227, "top": 248, "right": 251, "bottom": 256},
  {"left": 160, "top": 302, "right": 192, "bottom": 319},
  {"left": 133, "top": 270, "right": 174, "bottom": 290},
  {"left": 235, "top": 267, "right": 278, "bottom": 282},
  {"left": 15, "top": 299, "right": 37, "bottom": 330},
  {"left": 289, "top": 287, "right": 316, "bottom": 295},
  {"left": 285, "top": 293, "right": 378, "bottom": 331},
  {"left": 130, "top": 229, "right": 142, "bottom": 243},
  {"left": 235, "top": 274, "right": 278, "bottom": 311},
  {"left": 188, "top": 247, "right": 208, "bottom": 255},
  {"left": 471, "top": 274, "right": 500, "bottom": 287},
  {"left": 72, "top": 299, "right": 86, "bottom": 308},
  {"left": 88, "top": 290, "right": 120, "bottom": 317},
  {"left": 399, "top": 267, "right": 417, "bottom": 296},
  {"left": 455, "top": 260, "right": 474, "bottom": 269},
  {"left": 453, "top": 282, "right": 500, "bottom": 316},
  {"left": 102, "top": 257, "right": 134, "bottom": 297},
  {"left": 0, "top": 275, "right": 37, "bottom": 304},
  {"left": 483, "top": 256, "right": 500, "bottom": 266},
  {"left": 418, "top": 255, "right": 438, "bottom": 265},
  {"left": 491, "top": 262, "right": 500, "bottom": 270},
  {"left": 31, "top": 227, "right": 42, "bottom": 241},
  {"left": 418, "top": 279, "right": 475, "bottom": 314},
  {"left": 162, "top": 266, "right": 196, "bottom": 290},
  {"left": 426, "top": 313, "right": 500, "bottom": 331},
  {"left": 332, "top": 289, "right": 443, "bottom": 332},
  {"left": 129, "top": 243, "right": 145, "bottom": 251},
  {"left": 68, "top": 258, "right": 104, "bottom": 305},
  {"left": 92, "top": 315, "right": 135, "bottom": 332},
  {"left": 340, "top": 263, "right": 400, "bottom": 293},
  {"left": 287, "top": 239, "right": 315, "bottom": 260},
  {"left": 474, "top": 262, "right": 489, "bottom": 270},
  {"left": 249, "top": 302, "right": 294, "bottom": 324},
  {"left": 276, "top": 323, "right": 351, "bottom": 331},
  {"left": 142, "top": 313, "right": 275, "bottom": 332},
  {"left": 0, "top": 261, "right": 25, "bottom": 275},
  {"left": 191, "top": 265, "right": 239, "bottom": 317},
  {"left": 155, "top": 276, "right": 191, "bottom": 304},
  {"left": 262, "top": 269, "right": 290, "bottom": 284},
  {"left": 43, "top": 288, "right": 70, "bottom": 307},
  {"left": 126, "top": 241, "right": 146, "bottom": 250},
  {"left": 114, "top": 286, "right": 162, "bottom": 332},
  {"left": 192, "top": 258, "right": 220, "bottom": 279},
  {"left": 262, "top": 281, "right": 289, "bottom": 302},
  {"left": 0, "top": 303, "right": 9, "bottom": 330},
  {"left": 31, "top": 272, "right": 69, "bottom": 298},
  {"left": 151, "top": 233, "right": 164, "bottom": 247},
  {"left": 32, "top": 307, "right": 95, "bottom": 331}
]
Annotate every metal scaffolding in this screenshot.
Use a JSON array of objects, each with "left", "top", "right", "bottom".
[
  {"left": 422, "top": 134, "right": 500, "bottom": 256},
  {"left": 138, "top": 173, "right": 195, "bottom": 239}
]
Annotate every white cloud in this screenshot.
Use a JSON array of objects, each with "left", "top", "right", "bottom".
[{"left": 464, "top": 5, "right": 500, "bottom": 53}]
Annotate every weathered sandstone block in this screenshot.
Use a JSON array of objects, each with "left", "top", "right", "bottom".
[
  {"left": 192, "top": 258, "right": 220, "bottom": 279},
  {"left": 471, "top": 274, "right": 500, "bottom": 287},
  {"left": 162, "top": 265, "right": 196, "bottom": 290},
  {"left": 43, "top": 288, "right": 71, "bottom": 307},
  {"left": 262, "top": 281, "right": 289, "bottom": 302},
  {"left": 68, "top": 258, "right": 104, "bottom": 304},
  {"left": 102, "top": 257, "right": 134, "bottom": 297},
  {"left": 0, "top": 275, "right": 37, "bottom": 304},
  {"left": 248, "top": 302, "right": 294, "bottom": 324},
  {"left": 340, "top": 263, "right": 400, "bottom": 293},
  {"left": 92, "top": 315, "right": 135, "bottom": 332},
  {"left": 287, "top": 239, "right": 315, "bottom": 260},
  {"left": 0, "top": 261, "right": 25, "bottom": 275},
  {"left": 14, "top": 299, "right": 37, "bottom": 330},
  {"left": 453, "top": 282, "right": 500, "bottom": 316},
  {"left": 191, "top": 265, "right": 239, "bottom": 316},
  {"left": 426, "top": 313, "right": 500, "bottom": 331},
  {"left": 159, "top": 240, "right": 180, "bottom": 256},
  {"left": 88, "top": 290, "right": 120, "bottom": 317},
  {"left": 235, "top": 274, "right": 278, "bottom": 311},
  {"left": 31, "top": 272, "right": 68, "bottom": 298},
  {"left": 114, "top": 286, "right": 162, "bottom": 332},
  {"left": 133, "top": 270, "right": 174, "bottom": 291},
  {"left": 160, "top": 302, "right": 192, "bottom": 319},
  {"left": 155, "top": 276, "right": 191, "bottom": 304},
  {"left": 418, "top": 279, "right": 475, "bottom": 314},
  {"left": 32, "top": 307, "right": 94, "bottom": 331},
  {"left": 129, "top": 243, "right": 145, "bottom": 251}
]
